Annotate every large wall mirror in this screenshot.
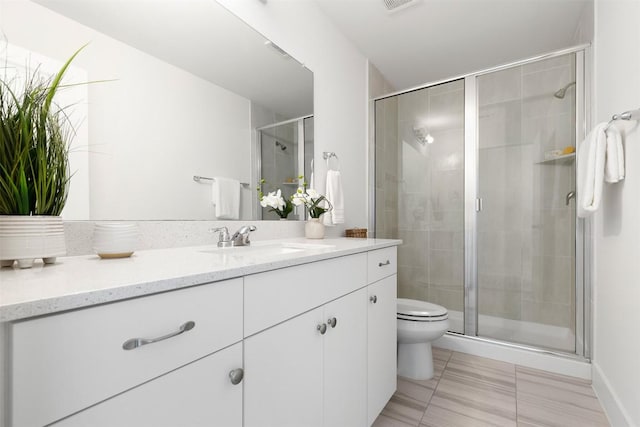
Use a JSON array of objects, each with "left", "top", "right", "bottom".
[{"left": 1, "top": 0, "right": 313, "bottom": 221}]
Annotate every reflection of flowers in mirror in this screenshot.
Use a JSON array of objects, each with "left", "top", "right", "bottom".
[{"left": 257, "top": 179, "right": 293, "bottom": 219}]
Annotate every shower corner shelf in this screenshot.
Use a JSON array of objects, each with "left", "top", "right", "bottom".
[{"left": 535, "top": 153, "right": 576, "bottom": 165}]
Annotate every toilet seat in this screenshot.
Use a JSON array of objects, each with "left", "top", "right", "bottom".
[{"left": 397, "top": 298, "right": 448, "bottom": 322}]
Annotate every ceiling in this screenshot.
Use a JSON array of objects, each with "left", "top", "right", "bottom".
[
  {"left": 315, "top": 0, "right": 591, "bottom": 92},
  {"left": 33, "top": 0, "right": 313, "bottom": 119}
]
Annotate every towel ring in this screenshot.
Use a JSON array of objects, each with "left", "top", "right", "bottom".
[{"left": 323, "top": 152, "right": 340, "bottom": 171}]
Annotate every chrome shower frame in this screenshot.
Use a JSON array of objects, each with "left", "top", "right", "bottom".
[{"left": 369, "top": 44, "right": 592, "bottom": 360}]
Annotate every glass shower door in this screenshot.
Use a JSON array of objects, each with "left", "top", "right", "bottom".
[{"left": 475, "top": 53, "right": 577, "bottom": 352}]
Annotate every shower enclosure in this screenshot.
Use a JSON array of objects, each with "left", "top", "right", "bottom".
[
  {"left": 257, "top": 116, "right": 314, "bottom": 220},
  {"left": 373, "top": 47, "right": 588, "bottom": 357}
]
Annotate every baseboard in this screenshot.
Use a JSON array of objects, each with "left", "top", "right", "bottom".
[
  {"left": 434, "top": 333, "right": 591, "bottom": 379},
  {"left": 592, "top": 362, "right": 634, "bottom": 427}
]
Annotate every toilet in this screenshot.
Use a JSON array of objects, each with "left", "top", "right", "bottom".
[{"left": 397, "top": 298, "right": 449, "bottom": 380}]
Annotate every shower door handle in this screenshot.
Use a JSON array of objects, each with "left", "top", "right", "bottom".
[
  {"left": 476, "top": 198, "right": 483, "bottom": 212},
  {"left": 566, "top": 191, "right": 575, "bottom": 206}
]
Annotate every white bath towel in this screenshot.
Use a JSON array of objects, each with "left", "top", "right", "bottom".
[
  {"left": 323, "top": 170, "right": 344, "bottom": 225},
  {"left": 604, "top": 126, "right": 625, "bottom": 183},
  {"left": 577, "top": 123, "right": 608, "bottom": 218},
  {"left": 212, "top": 177, "right": 240, "bottom": 220}
]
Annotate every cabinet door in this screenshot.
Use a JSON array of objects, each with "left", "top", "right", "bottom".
[
  {"left": 367, "top": 275, "right": 398, "bottom": 425},
  {"left": 54, "top": 342, "right": 243, "bottom": 427},
  {"left": 323, "top": 288, "right": 368, "bottom": 427},
  {"left": 244, "top": 308, "right": 323, "bottom": 427}
]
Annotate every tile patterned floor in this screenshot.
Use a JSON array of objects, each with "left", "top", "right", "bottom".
[{"left": 373, "top": 348, "right": 610, "bottom": 427}]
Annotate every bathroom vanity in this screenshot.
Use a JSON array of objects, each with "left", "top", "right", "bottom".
[{"left": 0, "top": 238, "right": 399, "bottom": 427}]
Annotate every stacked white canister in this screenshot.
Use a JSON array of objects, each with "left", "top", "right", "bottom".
[{"left": 93, "top": 223, "right": 138, "bottom": 258}]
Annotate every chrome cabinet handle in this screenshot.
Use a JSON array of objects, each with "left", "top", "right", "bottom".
[
  {"left": 122, "top": 321, "right": 196, "bottom": 350},
  {"left": 229, "top": 368, "right": 244, "bottom": 385},
  {"left": 317, "top": 323, "right": 327, "bottom": 335},
  {"left": 378, "top": 260, "right": 391, "bottom": 267},
  {"left": 328, "top": 317, "right": 337, "bottom": 328},
  {"left": 370, "top": 295, "right": 378, "bottom": 304}
]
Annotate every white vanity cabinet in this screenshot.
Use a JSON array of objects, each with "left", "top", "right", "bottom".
[
  {"left": 9, "top": 278, "right": 244, "bottom": 427},
  {"left": 243, "top": 253, "right": 368, "bottom": 427},
  {"left": 3, "top": 242, "right": 399, "bottom": 427},
  {"left": 323, "top": 288, "right": 368, "bottom": 427},
  {"left": 367, "top": 274, "right": 398, "bottom": 425},
  {"left": 244, "top": 307, "right": 324, "bottom": 427},
  {"left": 244, "top": 288, "right": 368, "bottom": 427},
  {"left": 54, "top": 342, "right": 243, "bottom": 427},
  {"left": 366, "top": 247, "right": 398, "bottom": 424}
]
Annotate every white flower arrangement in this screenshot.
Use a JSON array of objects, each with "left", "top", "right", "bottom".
[
  {"left": 257, "top": 180, "right": 293, "bottom": 219},
  {"left": 291, "top": 186, "right": 332, "bottom": 219}
]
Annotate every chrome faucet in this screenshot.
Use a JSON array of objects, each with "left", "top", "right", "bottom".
[
  {"left": 210, "top": 226, "right": 232, "bottom": 247},
  {"left": 230, "top": 225, "right": 257, "bottom": 246},
  {"left": 209, "top": 225, "right": 256, "bottom": 247}
]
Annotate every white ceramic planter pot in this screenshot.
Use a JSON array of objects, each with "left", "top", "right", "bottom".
[
  {"left": 0, "top": 216, "right": 67, "bottom": 269},
  {"left": 305, "top": 218, "right": 325, "bottom": 239}
]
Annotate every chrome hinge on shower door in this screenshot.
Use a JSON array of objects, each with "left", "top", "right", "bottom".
[{"left": 475, "top": 198, "right": 483, "bottom": 212}]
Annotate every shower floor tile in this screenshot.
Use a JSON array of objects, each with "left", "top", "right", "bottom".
[{"left": 373, "top": 348, "right": 610, "bottom": 427}]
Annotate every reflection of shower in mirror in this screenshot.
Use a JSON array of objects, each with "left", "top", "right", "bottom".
[
  {"left": 275, "top": 141, "right": 287, "bottom": 151},
  {"left": 554, "top": 81, "right": 576, "bottom": 99}
]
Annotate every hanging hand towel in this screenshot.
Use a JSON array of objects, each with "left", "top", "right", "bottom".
[
  {"left": 323, "top": 170, "right": 344, "bottom": 225},
  {"left": 604, "top": 126, "right": 625, "bottom": 183},
  {"left": 577, "top": 123, "right": 607, "bottom": 218},
  {"left": 212, "top": 177, "right": 240, "bottom": 220}
]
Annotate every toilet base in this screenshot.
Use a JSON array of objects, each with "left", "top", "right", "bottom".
[{"left": 398, "top": 341, "right": 434, "bottom": 380}]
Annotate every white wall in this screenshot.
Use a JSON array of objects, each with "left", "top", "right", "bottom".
[
  {"left": 1, "top": 0, "right": 253, "bottom": 220},
  {"left": 592, "top": 0, "right": 640, "bottom": 425},
  {"left": 216, "top": 0, "right": 369, "bottom": 229}
]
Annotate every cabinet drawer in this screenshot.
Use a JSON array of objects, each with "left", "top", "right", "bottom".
[
  {"left": 10, "top": 278, "right": 243, "bottom": 427},
  {"left": 244, "top": 253, "right": 367, "bottom": 336},
  {"left": 53, "top": 342, "right": 243, "bottom": 427},
  {"left": 367, "top": 247, "right": 397, "bottom": 284}
]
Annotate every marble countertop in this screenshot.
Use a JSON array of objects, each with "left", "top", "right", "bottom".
[{"left": 0, "top": 238, "right": 401, "bottom": 322}]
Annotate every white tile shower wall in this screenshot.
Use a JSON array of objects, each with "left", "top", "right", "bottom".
[{"left": 477, "top": 54, "right": 576, "bottom": 333}]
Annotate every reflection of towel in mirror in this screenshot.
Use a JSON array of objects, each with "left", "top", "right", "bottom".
[
  {"left": 212, "top": 177, "right": 240, "bottom": 220},
  {"left": 323, "top": 170, "right": 344, "bottom": 225}
]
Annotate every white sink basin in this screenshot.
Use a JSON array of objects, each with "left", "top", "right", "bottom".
[
  {"left": 199, "top": 242, "right": 336, "bottom": 259},
  {"left": 280, "top": 242, "right": 336, "bottom": 250},
  {"left": 200, "top": 244, "right": 304, "bottom": 256}
]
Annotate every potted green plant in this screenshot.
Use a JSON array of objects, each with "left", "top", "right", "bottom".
[{"left": 0, "top": 47, "right": 85, "bottom": 268}]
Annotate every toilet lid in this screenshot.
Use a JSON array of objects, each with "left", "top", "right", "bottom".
[{"left": 397, "top": 298, "right": 448, "bottom": 318}]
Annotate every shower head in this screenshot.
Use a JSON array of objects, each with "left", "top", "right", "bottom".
[
  {"left": 554, "top": 81, "right": 576, "bottom": 99},
  {"left": 275, "top": 141, "right": 287, "bottom": 151},
  {"left": 413, "top": 126, "right": 434, "bottom": 145}
]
